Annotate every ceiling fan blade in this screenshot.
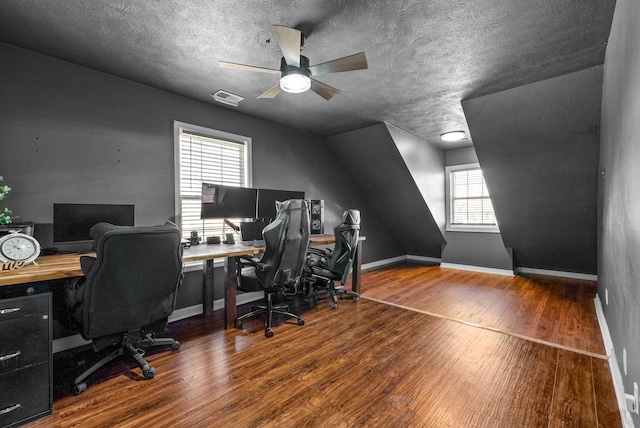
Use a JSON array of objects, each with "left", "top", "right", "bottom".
[
  {"left": 310, "top": 78, "right": 341, "bottom": 100},
  {"left": 308, "top": 52, "right": 368, "bottom": 76},
  {"left": 272, "top": 25, "right": 301, "bottom": 68},
  {"left": 257, "top": 83, "right": 282, "bottom": 99},
  {"left": 220, "top": 61, "right": 280, "bottom": 75}
]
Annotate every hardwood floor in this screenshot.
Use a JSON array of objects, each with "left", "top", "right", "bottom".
[
  {"left": 26, "top": 264, "right": 620, "bottom": 427},
  {"left": 360, "top": 264, "right": 606, "bottom": 356}
]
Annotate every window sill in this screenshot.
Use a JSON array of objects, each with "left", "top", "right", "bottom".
[{"left": 446, "top": 225, "right": 501, "bottom": 234}]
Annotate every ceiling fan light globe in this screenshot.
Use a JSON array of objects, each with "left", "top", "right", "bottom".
[{"left": 280, "top": 73, "right": 311, "bottom": 93}]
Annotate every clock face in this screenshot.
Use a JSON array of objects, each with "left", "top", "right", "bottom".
[{"left": 0, "top": 233, "right": 41, "bottom": 264}]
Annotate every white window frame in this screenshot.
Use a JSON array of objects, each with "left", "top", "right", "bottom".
[
  {"left": 173, "top": 121, "right": 252, "bottom": 244},
  {"left": 445, "top": 163, "right": 499, "bottom": 233}
]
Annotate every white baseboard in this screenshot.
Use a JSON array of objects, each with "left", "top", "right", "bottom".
[
  {"left": 361, "top": 255, "right": 441, "bottom": 271},
  {"left": 517, "top": 267, "right": 597, "bottom": 281},
  {"left": 595, "top": 294, "right": 634, "bottom": 427},
  {"left": 407, "top": 255, "right": 442, "bottom": 264},
  {"left": 361, "top": 256, "right": 407, "bottom": 270},
  {"left": 212, "top": 291, "right": 263, "bottom": 311},
  {"left": 168, "top": 304, "right": 204, "bottom": 322},
  {"left": 440, "top": 262, "right": 514, "bottom": 277}
]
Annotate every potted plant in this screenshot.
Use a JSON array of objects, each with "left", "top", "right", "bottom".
[{"left": 0, "top": 176, "right": 11, "bottom": 225}]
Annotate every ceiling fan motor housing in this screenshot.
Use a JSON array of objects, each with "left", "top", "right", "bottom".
[{"left": 280, "top": 55, "right": 310, "bottom": 78}]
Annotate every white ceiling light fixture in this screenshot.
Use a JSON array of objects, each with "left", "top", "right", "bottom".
[
  {"left": 279, "top": 56, "right": 311, "bottom": 94},
  {"left": 441, "top": 131, "right": 467, "bottom": 142}
]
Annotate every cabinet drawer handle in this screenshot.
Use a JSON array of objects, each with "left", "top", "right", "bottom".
[
  {"left": 0, "top": 307, "right": 21, "bottom": 315},
  {"left": 0, "top": 403, "right": 21, "bottom": 415},
  {"left": 0, "top": 351, "right": 21, "bottom": 362}
]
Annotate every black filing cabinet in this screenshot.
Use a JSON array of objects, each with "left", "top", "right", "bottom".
[{"left": 0, "top": 293, "right": 52, "bottom": 427}]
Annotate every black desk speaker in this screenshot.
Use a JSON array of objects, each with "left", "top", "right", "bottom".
[{"left": 309, "top": 200, "right": 324, "bottom": 235}]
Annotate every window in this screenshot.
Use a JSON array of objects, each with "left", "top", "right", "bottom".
[
  {"left": 174, "top": 121, "right": 252, "bottom": 241},
  {"left": 446, "top": 163, "right": 498, "bottom": 232}
]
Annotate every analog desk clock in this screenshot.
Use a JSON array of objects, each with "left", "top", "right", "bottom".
[{"left": 0, "top": 232, "right": 41, "bottom": 265}]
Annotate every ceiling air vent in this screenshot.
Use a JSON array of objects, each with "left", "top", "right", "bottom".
[{"left": 212, "top": 90, "right": 244, "bottom": 107}]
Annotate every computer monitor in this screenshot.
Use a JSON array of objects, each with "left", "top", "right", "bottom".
[
  {"left": 240, "top": 220, "right": 269, "bottom": 242},
  {"left": 53, "top": 203, "right": 135, "bottom": 248},
  {"left": 256, "top": 188, "right": 305, "bottom": 219},
  {"left": 200, "top": 183, "right": 258, "bottom": 219}
]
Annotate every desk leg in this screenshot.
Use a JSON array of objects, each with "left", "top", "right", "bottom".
[
  {"left": 224, "top": 256, "right": 238, "bottom": 329},
  {"left": 352, "top": 241, "right": 362, "bottom": 294},
  {"left": 203, "top": 259, "right": 215, "bottom": 317}
]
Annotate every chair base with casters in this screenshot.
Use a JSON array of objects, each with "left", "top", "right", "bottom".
[
  {"left": 235, "top": 287, "right": 305, "bottom": 337},
  {"left": 73, "top": 328, "right": 180, "bottom": 395},
  {"left": 304, "top": 275, "right": 359, "bottom": 310}
]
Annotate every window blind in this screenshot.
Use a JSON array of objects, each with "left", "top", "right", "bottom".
[
  {"left": 179, "top": 130, "right": 247, "bottom": 240},
  {"left": 450, "top": 168, "right": 497, "bottom": 226}
]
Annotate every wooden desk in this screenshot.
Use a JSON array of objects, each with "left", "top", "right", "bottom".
[
  {"left": 182, "top": 243, "right": 261, "bottom": 327},
  {"left": 0, "top": 253, "right": 85, "bottom": 286},
  {"left": 182, "top": 234, "right": 364, "bottom": 328},
  {"left": 0, "top": 234, "right": 365, "bottom": 329}
]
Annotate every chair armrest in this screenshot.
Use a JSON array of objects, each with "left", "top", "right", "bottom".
[
  {"left": 306, "top": 247, "right": 330, "bottom": 269},
  {"left": 240, "top": 254, "right": 269, "bottom": 272},
  {"left": 307, "top": 247, "right": 330, "bottom": 257}
]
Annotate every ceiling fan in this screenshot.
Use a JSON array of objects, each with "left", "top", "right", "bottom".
[{"left": 220, "top": 25, "right": 368, "bottom": 100}]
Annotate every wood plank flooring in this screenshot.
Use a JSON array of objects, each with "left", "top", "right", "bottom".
[
  {"left": 25, "top": 264, "right": 620, "bottom": 427},
  {"left": 360, "top": 264, "right": 606, "bottom": 356}
]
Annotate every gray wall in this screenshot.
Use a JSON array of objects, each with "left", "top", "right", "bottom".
[
  {"left": 324, "top": 123, "right": 445, "bottom": 258},
  {"left": 442, "top": 147, "right": 513, "bottom": 271},
  {"left": 386, "top": 124, "right": 446, "bottom": 238},
  {"left": 599, "top": 0, "right": 640, "bottom": 423},
  {"left": 0, "top": 42, "right": 403, "bottom": 330},
  {"left": 0, "top": 42, "right": 398, "bottom": 263},
  {"left": 462, "top": 66, "right": 602, "bottom": 274}
]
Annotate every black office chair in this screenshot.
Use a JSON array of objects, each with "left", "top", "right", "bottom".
[
  {"left": 64, "top": 221, "right": 183, "bottom": 394},
  {"left": 304, "top": 209, "right": 361, "bottom": 309},
  {"left": 235, "top": 199, "right": 310, "bottom": 337}
]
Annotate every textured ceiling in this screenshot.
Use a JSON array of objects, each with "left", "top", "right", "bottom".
[{"left": 0, "top": 0, "right": 615, "bottom": 149}]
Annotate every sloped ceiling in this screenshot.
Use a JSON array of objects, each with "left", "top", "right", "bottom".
[
  {"left": 462, "top": 66, "right": 603, "bottom": 274},
  {"left": 0, "top": 0, "right": 616, "bottom": 149},
  {"left": 324, "top": 123, "right": 445, "bottom": 258}
]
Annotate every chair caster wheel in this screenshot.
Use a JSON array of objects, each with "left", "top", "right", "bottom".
[
  {"left": 73, "top": 382, "right": 87, "bottom": 395},
  {"left": 265, "top": 328, "right": 274, "bottom": 338},
  {"left": 332, "top": 302, "right": 338, "bottom": 309},
  {"left": 170, "top": 341, "right": 181, "bottom": 351},
  {"left": 353, "top": 296, "right": 359, "bottom": 303},
  {"left": 143, "top": 367, "right": 156, "bottom": 379},
  {"left": 235, "top": 320, "right": 243, "bottom": 330},
  {"left": 297, "top": 319, "right": 305, "bottom": 326}
]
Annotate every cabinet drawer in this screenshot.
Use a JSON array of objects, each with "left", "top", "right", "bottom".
[
  {"left": 0, "top": 294, "right": 50, "bottom": 376},
  {"left": 0, "top": 314, "right": 50, "bottom": 375},
  {"left": 0, "top": 293, "right": 49, "bottom": 322},
  {"left": 0, "top": 363, "right": 51, "bottom": 428}
]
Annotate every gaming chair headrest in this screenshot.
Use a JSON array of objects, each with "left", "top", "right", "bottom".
[{"left": 342, "top": 209, "right": 360, "bottom": 227}]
